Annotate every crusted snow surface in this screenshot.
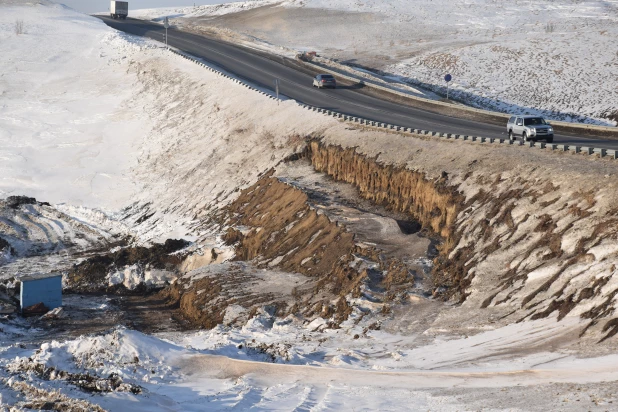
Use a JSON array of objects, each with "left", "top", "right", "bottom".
[
  {"left": 0, "top": 3, "right": 154, "bottom": 209},
  {"left": 3, "top": 316, "right": 618, "bottom": 410},
  {"left": 128, "top": 0, "right": 282, "bottom": 20}
]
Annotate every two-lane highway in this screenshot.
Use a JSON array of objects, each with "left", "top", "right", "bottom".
[{"left": 98, "top": 16, "right": 618, "bottom": 151}]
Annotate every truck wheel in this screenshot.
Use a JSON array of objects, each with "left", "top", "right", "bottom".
[
  {"left": 523, "top": 132, "right": 528, "bottom": 142},
  {"left": 508, "top": 130, "right": 513, "bottom": 140}
]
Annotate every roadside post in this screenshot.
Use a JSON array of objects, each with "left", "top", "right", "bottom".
[
  {"left": 444, "top": 73, "right": 452, "bottom": 100},
  {"left": 163, "top": 17, "right": 169, "bottom": 49},
  {"left": 275, "top": 78, "right": 280, "bottom": 104}
]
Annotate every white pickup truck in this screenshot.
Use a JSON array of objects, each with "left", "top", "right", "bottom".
[{"left": 110, "top": 1, "right": 128, "bottom": 20}]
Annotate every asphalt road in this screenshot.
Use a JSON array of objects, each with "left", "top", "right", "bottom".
[{"left": 98, "top": 16, "right": 618, "bottom": 151}]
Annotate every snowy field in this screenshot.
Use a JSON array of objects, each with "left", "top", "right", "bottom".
[
  {"left": 135, "top": 0, "right": 618, "bottom": 126},
  {"left": 2, "top": 1, "right": 618, "bottom": 410}
]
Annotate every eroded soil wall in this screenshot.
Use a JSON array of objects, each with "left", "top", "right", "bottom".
[
  {"left": 308, "top": 138, "right": 618, "bottom": 342},
  {"left": 308, "top": 140, "right": 462, "bottom": 245}
]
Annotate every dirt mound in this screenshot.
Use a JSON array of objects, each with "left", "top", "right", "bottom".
[
  {"left": 66, "top": 239, "right": 190, "bottom": 293},
  {"left": 3, "top": 195, "right": 49, "bottom": 209},
  {"left": 9, "top": 360, "right": 141, "bottom": 395},
  {"left": 167, "top": 172, "right": 420, "bottom": 329},
  {"left": 22, "top": 302, "right": 49, "bottom": 315}
]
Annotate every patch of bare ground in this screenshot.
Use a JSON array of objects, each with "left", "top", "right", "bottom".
[{"left": 307, "top": 140, "right": 463, "bottom": 294}]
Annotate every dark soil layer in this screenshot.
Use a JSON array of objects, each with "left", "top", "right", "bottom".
[{"left": 66, "top": 239, "right": 189, "bottom": 293}]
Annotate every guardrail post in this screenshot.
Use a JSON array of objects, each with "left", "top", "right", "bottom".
[
  {"left": 538, "top": 142, "right": 546, "bottom": 149},
  {"left": 594, "top": 148, "right": 607, "bottom": 157}
]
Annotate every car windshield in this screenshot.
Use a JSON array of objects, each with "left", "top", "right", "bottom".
[
  {"left": 523, "top": 117, "right": 547, "bottom": 126},
  {"left": 321, "top": 75, "right": 334, "bottom": 79}
]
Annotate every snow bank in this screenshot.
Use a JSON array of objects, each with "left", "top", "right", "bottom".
[
  {"left": 0, "top": 2, "right": 155, "bottom": 209},
  {"left": 107, "top": 264, "right": 176, "bottom": 289}
]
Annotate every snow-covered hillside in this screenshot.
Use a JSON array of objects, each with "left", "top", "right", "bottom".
[
  {"left": 142, "top": 0, "right": 618, "bottom": 125},
  {"left": 3, "top": 1, "right": 618, "bottom": 410},
  {"left": 0, "top": 1, "right": 154, "bottom": 209}
]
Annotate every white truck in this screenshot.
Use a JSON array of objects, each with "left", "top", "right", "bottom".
[{"left": 110, "top": 1, "right": 128, "bottom": 20}]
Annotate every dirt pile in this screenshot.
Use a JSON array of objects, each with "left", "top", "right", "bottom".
[
  {"left": 223, "top": 172, "right": 356, "bottom": 280},
  {"left": 2, "top": 195, "right": 49, "bottom": 210},
  {"left": 160, "top": 262, "right": 307, "bottom": 329},
  {"left": 166, "top": 172, "right": 420, "bottom": 329},
  {"left": 2, "top": 378, "right": 107, "bottom": 412},
  {"left": 8, "top": 360, "right": 141, "bottom": 395},
  {"left": 66, "top": 239, "right": 189, "bottom": 293}
]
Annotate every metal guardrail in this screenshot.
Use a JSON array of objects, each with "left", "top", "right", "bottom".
[
  {"left": 169, "top": 49, "right": 617, "bottom": 161},
  {"left": 169, "top": 48, "right": 280, "bottom": 100},
  {"left": 299, "top": 104, "right": 618, "bottom": 160},
  {"left": 300, "top": 60, "right": 618, "bottom": 136}
]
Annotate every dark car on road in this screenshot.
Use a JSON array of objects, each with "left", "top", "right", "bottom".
[{"left": 312, "top": 74, "right": 337, "bottom": 89}]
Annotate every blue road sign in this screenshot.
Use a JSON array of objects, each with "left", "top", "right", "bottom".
[{"left": 444, "top": 74, "right": 452, "bottom": 82}]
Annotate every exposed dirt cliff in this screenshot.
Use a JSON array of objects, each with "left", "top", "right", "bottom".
[{"left": 310, "top": 131, "right": 618, "bottom": 344}]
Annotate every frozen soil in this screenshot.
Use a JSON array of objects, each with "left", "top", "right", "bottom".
[
  {"left": 2, "top": 294, "right": 187, "bottom": 346},
  {"left": 275, "top": 160, "right": 436, "bottom": 291}
]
